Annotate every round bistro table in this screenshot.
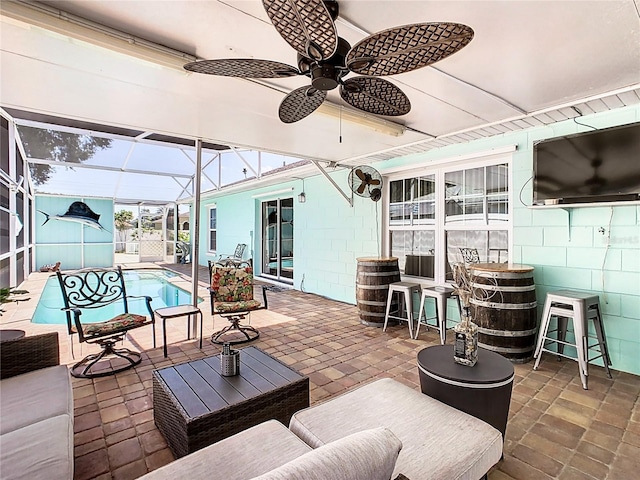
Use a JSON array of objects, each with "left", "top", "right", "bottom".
[{"left": 417, "top": 345, "right": 514, "bottom": 440}]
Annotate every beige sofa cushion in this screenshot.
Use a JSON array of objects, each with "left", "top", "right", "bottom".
[
  {"left": 0, "top": 365, "right": 73, "bottom": 435},
  {"left": 0, "top": 414, "right": 74, "bottom": 480},
  {"left": 252, "top": 427, "right": 402, "bottom": 480},
  {"left": 139, "top": 420, "right": 313, "bottom": 480},
  {"left": 289, "top": 378, "right": 503, "bottom": 480}
]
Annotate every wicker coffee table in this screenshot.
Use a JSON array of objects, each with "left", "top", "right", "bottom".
[{"left": 153, "top": 346, "right": 309, "bottom": 458}]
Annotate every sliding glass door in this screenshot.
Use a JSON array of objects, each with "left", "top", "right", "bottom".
[{"left": 261, "top": 198, "right": 293, "bottom": 283}]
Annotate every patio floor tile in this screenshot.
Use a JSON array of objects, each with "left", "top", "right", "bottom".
[{"left": 3, "top": 264, "right": 640, "bottom": 479}]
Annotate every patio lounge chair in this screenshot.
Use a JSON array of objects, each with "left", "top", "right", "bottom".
[
  {"left": 208, "top": 260, "right": 268, "bottom": 345},
  {"left": 56, "top": 266, "right": 156, "bottom": 378}
]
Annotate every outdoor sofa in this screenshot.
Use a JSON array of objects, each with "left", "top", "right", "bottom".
[
  {"left": 0, "top": 332, "right": 74, "bottom": 480},
  {"left": 140, "top": 377, "right": 503, "bottom": 480}
]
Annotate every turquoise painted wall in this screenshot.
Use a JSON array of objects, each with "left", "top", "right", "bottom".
[
  {"left": 200, "top": 172, "right": 382, "bottom": 303},
  {"left": 200, "top": 104, "right": 640, "bottom": 376},
  {"left": 35, "top": 195, "right": 114, "bottom": 269}
]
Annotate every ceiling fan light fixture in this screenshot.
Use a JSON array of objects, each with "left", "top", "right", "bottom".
[
  {"left": 347, "top": 57, "right": 374, "bottom": 72},
  {"left": 305, "top": 40, "right": 324, "bottom": 61}
]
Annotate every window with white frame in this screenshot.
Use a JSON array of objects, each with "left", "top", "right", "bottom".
[
  {"left": 443, "top": 163, "right": 509, "bottom": 280},
  {"left": 387, "top": 159, "right": 510, "bottom": 283},
  {"left": 389, "top": 175, "right": 436, "bottom": 278},
  {"left": 208, "top": 206, "right": 217, "bottom": 252}
]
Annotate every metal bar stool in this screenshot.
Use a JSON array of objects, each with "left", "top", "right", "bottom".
[
  {"left": 383, "top": 282, "right": 421, "bottom": 338},
  {"left": 533, "top": 290, "right": 612, "bottom": 389},
  {"left": 415, "top": 285, "right": 462, "bottom": 343}
]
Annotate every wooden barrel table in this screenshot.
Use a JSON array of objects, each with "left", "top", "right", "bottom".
[
  {"left": 469, "top": 263, "right": 537, "bottom": 364},
  {"left": 356, "top": 257, "right": 401, "bottom": 327}
]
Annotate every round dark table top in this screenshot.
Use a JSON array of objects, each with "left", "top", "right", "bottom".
[
  {"left": 418, "top": 345, "right": 514, "bottom": 385},
  {"left": 0, "top": 329, "right": 26, "bottom": 342}
]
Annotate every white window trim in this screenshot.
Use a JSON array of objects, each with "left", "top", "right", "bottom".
[
  {"left": 207, "top": 204, "right": 217, "bottom": 254},
  {"left": 384, "top": 152, "right": 513, "bottom": 285}
]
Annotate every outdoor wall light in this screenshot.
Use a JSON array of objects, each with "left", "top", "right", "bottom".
[{"left": 298, "top": 178, "right": 306, "bottom": 203}]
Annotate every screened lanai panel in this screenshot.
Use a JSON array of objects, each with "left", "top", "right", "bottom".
[
  {"left": 31, "top": 165, "right": 186, "bottom": 202},
  {"left": 261, "top": 152, "right": 305, "bottom": 173},
  {"left": 114, "top": 172, "right": 190, "bottom": 202},
  {"left": 220, "top": 150, "right": 258, "bottom": 186},
  {"left": 33, "top": 165, "right": 122, "bottom": 198},
  {"left": 17, "top": 126, "right": 122, "bottom": 168},
  {"left": 126, "top": 143, "right": 198, "bottom": 176}
]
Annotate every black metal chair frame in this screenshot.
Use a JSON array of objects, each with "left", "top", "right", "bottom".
[
  {"left": 207, "top": 260, "right": 268, "bottom": 345},
  {"left": 56, "top": 266, "right": 156, "bottom": 378},
  {"left": 459, "top": 247, "right": 481, "bottom": 264}
]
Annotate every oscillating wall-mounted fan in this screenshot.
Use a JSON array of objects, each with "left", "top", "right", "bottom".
[
  {"left": 184, "top": 0, "right": 473, "bottom": 124},
  {"left": 349, "top": 166, "right": 383, "bottom": 202}
]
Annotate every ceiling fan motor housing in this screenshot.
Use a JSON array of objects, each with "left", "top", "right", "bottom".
[
  {"left": 311, "top": 64, "right": 339, "bottom": 90},
  {"left": 301, "top": 36, "right": 351, "bottom": 91}
]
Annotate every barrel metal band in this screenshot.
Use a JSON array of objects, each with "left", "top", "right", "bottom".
[
  {"left": 470, "top": 299, "right": 537, "bottom": 309},
  {"left": 418, "top": 364, "right": 515, "bottom": 389},
  {"left": 357, "top": 300, "right": 388, "bottom": 306},
  {"left": 477, "top": 326, "right": 538, "bottom": 337},
  {"left": 358, "top": 261, "right": 396, "bottom": 266},
  {"left": 478, "top": 342, "right": 534, "bottom": 354},
  {"left": 357, "top": 272, "right": 399, "bottom": 277},
  {"left": 470, "top": 271, "right": 534, "bottom": 280},
  {"left": 471, "top": 282, "right": 535, "bottom": 292},
  {"left": 355, "top": 284, "right": 390, "bottom": 290},
  {"left": 360, "top": 311, "right": 386, "bottom": 318}
]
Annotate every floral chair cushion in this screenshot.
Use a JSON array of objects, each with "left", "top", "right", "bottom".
[
  {"left": 211, "top": 266, "right": 255, "bottom": 303},
  {"left": 215, "top": 299, "right": 262, "bottom": 313},
  {"left": 70, "top": 313, "right": 150, "bottom": 337}
]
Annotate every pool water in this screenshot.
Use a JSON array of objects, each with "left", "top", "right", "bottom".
[{"left": 32, "top": 269, "right": 202, "bottom": 325}]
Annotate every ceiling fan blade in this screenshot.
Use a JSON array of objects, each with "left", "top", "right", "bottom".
[
  {"left": 279, "top": 86, "right": 327, "bottom": 123},
  {"left": 357, "top": 182, "right": 367, "bottom": 195},
  {"left": 346, "top": 22, "right": 474, "bottom": 76},
  {"left": 262, "top": 0, "right": 338, "bottom": 61},
  {"left": 369, "top": 178, "right": 381, "bottom": 186},
  {"left": 340, "top": 77, "right": 411, "bottom": 116},
  {"left": 184, "top": 59, "right": 300, "bottom": 78},
  {"left": 355, "top": 168, "right": 366, "bottom": 180}
]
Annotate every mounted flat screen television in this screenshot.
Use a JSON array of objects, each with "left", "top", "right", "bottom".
[{"left": 533, "top": 122, "right": 640, "bottom": 205}]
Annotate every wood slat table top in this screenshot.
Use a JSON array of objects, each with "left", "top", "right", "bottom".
[{"left": 155, "top": 346, "right": 306, "bottom": 419}]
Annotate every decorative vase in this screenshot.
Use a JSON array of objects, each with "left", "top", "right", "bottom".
[{"left": 453, "top": 306, "right": 478, "bottom": 367}]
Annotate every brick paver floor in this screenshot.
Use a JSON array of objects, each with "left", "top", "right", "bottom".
[{"left": 3, "top": 263, "right": 639, "bottom": 480}]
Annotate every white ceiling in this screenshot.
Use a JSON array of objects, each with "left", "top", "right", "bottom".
[{"left": 2, "top": 0, "right": 640, "bottom": 166}]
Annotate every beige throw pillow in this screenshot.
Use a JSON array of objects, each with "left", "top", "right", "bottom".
[{"left": 252, "top": 427, "right": 402, "bottom": 480}]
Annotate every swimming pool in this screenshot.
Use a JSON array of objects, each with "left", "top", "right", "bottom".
[{"left": 32, "top": 269, "right": 202, "bottom": 325}]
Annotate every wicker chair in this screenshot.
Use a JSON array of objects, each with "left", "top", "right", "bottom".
[
  {"left": 56, "top": 266, "right": 156, "bottom": 378},
  {"left": 208, "top": 261, "right": 268, "bottom": 345},
  {"left": 0, "top": 332, "right": 60, "bottom": 380}
]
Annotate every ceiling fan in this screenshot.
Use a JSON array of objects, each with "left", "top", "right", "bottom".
[{"left": 184, "top": 0, "right": 474, "bottom": 124}]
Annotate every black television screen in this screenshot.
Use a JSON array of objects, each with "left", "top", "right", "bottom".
[{"left": 533, "top": 122, "right": 640, "bottom": 205}]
